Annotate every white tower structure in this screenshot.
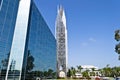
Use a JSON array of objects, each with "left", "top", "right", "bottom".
[{"left": 55, "top": 5, "right": 68, "bottom": 77}]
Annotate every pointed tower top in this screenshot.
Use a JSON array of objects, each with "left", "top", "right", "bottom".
[
  {"left": 56, "top": 5, "right": 66, "bottom": 28},
  {"left": 59, "top": 5, "right": 63, "bottom": 10},
  {"left": 57, "top": 5, "right": 64, "bottom": 16}
]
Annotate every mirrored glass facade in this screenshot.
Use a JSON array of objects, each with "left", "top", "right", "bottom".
[
  {"left": 0, "top": 0, "right": 2, "bottom": 6},
  {"left": 0, "top": 0, "right": 19, "bottom": 79},
  {"left": 0, "top": 0, "right": 1, "bottom": 4},
  {"left": 24, "top": 1, "right": 56, "bottom": 80},
  {"left": 0, "top": 0, "right": 2, "bottom": 8},
  {"left": 0, "top": 0, "right": 56, "bottom": 80}
]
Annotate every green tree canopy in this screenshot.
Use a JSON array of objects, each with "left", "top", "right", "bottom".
[
  {"left": 114, "top": 30, "right": 120, "bottom": 60},
  {"left": 115, "top": 30, "right": 120, "bottom": 41}
]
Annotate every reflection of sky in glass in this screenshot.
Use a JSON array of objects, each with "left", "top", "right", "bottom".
[
  {"left": 0, "top": 0, "right": 56, "bottom": 79},
  {"left": 27, "top": 2, "right": 56, "bottom": 72},
  {"left": 0, "top": 0, "right": 19, "bottom": 72},
  {"left": 0, "top": 0, "right": 2, "bottom": 10},
  {"left": 0, "top": 0, "right": 1, "bottom": 7},
  {"left": 6, "top": 0, "right": 31, "bottom": 78},
  {"left": 1, "top": 0, "right": 56, "bottom": 79}
]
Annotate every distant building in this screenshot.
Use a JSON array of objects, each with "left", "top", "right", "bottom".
[
  {"left": 81, "top": 65, "right": 98, "bottom": 71},
  {"left": 81, "top": 65, "right": 101, "bottom": 78},
  {"left": 75, "top": 72, "right": 82, "bottom": 78},
  {"left": 0, "top": 0, "right": 56, "bottom": 80},
  {"left": 56, "top": 5, "right": 68, "bottom": 77},
  {"left": 59, "top": 71, "right": 66, "bottom": 78}
]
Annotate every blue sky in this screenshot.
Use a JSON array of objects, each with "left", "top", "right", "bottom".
[{"left": 34, "top": 0, "right": 120, "bottom": 68}]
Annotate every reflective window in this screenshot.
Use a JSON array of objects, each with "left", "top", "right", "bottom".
[
  {"left": 0, "top": 0, "right": 56, "bottom": 80},
  {"left": 0, "top": 0, "right": 19, "bottom": 79},
  {"left": 0, "top": 0, "right": 3, "bottom": 11},
  {"left": 24, "top": 2, "right": 56, "bottom": 80},
  {"left": 6, "top": 0, "right": 31, "bottom": 80},
  {"left": 0, "top": 0, "right": 2, "bottom": 5}
]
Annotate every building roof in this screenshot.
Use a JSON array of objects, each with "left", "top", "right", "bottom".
[{"left": 81, "top": 65, "right": 98, "bottom": 69}]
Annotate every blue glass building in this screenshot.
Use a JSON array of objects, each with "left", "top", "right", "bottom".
[{"left": 0, "top": 0, "right": 56, "bottom": 80}]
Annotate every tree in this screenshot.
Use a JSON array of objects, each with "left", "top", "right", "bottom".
[
  {"left": 43, "top": 71, "right": 48, "bottom": 77},
  {"left": 112, "top": 66, "right": 120, "bottom": 77},
  {"left": 114, "top": 30, "right": 120, "bottom": 60},
  {"left": 91, "top": 68, "right": 95, "bottom": 72},
  {"left": 26, "top": 50, "right": 35, "bottom": 73},
  {"left": 1, "top": 52, "right": 10, "bottom": 69},
  {"left": 102, "top": 65, "right": 112, "bottom": 77},
  {"left": 47, "top": 69, "right": 54, "bottom": 78},
  {"left": 100, "top": 65, "right": 120, "bottom": 77},
  {"left": 0, "top": 52, "right": 10, "bottom": 78},
  {"left": 70, "top": 67, "right": 76, "bottom": 77},
  {"left": 115, "top": 43, "right": 120, "bottom": 54},
  {"left": 77, "top": 65, "right": 83, "bottom": 73},
  {"left": 82, "top": 70, "right": 89, "bottom": 78},
  {"left": 25, "top": 50, "right": 35, "bottom": 80},
  {"left": 115, "top": 30, "right": 120, "bottom": 41},
  {"left": 48, "top": 69, "right": 53, "bottom": 75},
  {"left": 67, "top": 69, "right": 72, "bottom": 77},
  {"left": 90, "top": 68, "right": 96, "bottom": 76}
]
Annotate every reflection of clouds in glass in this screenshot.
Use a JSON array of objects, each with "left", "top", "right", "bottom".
[{"left": 0, "top": 0, "right": 3, "bottom": 11}]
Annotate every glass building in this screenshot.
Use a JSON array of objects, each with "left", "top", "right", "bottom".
[{"left": 0, "top": 0, "right": 56, "bottom": 80}]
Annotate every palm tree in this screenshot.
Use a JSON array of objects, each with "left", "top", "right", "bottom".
[
  {"left": 112, "top": 66, "right": 120, "bottom": 77},
  {"left": 77, "top": 65, "right": 83, "bottom": 73},
  {"left": 70, "top": 67, "right": 76, "bottom": 77},
  {"left": 102, "top": 65, "right": 112, "bottom": 77}
]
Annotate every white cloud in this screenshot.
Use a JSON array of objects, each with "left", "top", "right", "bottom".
[
  {"left": 81, "top": 37, "right": 96, "bottom": 47},
  {"left": 89, "top": 37, "right": 96, "bottom": 42},
  {"left": 81, "top": 42, "right": 88, "bottom": 46}
]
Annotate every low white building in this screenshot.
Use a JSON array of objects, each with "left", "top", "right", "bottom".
[
  {"left": 59, "top": 71, "right": 66, "bottom": 78},
  {"left": 81, "top": 65, "right": 98, "bottom": 71},
  {"left": 81, "top": 65, "right": 101, "bottom": 78},
  {"left": 36, "top": 77, "right": 41, "bottom": 80},
  {"left": 75, "top": 72, "right": 82, "bottom": 78}
]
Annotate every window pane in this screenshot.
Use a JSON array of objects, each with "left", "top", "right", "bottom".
[
  {"left": 0, "top": 0, "right": 2, "bottom": 10},
  {"left": 0, "top": 0, "right": 1, "bottom": 4}
]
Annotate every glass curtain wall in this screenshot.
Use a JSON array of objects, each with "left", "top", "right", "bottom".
[
  {"left": 0, "top": 0, "right": 19, "bottom": 80},
  {"left": 0, "top": 0, "right": 56, "bottom": 80},
  {"left": 24, "top": 2, "right": 56, "bottom": 80},
  {"left": 5, "top": 0, "right": 31, "bottom": 80}
]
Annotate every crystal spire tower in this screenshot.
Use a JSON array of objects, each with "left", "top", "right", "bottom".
[{"left": 55, "top": 5, "right": 68, "bottom": 77}]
